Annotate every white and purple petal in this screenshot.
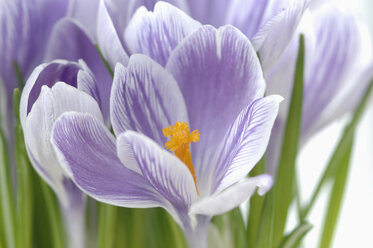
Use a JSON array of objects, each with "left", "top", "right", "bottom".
[
  {"left": 190, "top": 174, "right": 273, "bottom": 216},
  {"left": 20, "top": 60, "right": 102, "bottom": 127},
  {"left": 213, "top": 95, "right": 282, "bottom": 192},
  {"left": 24, "top": 82, "right": 103, "bottom": 206},
  {"left": 51, "top": 112, "right": 162, "bottom": 208},
  {"left": 252, "top": 0, "right": 307, "bottom": 71},
  {"left": 44, "top": 19, "right": 112, "bottom": 121},
  {"left": 96, "top": 0, "right": 128, "bottom": 67},
  {"left": 117, "top": 131, "right": 198, "bottom": 213},
  {"left": 125, "top": 1, "right": 201, "bottom": 66},
  {"left": 166, "top": 25, "right": 265, "bottom": 193},
  {"left": 110, "top": 55, "right": 188, "bottom": 145}
]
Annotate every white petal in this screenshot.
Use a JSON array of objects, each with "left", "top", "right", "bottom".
[{"left": 190, "top": 175, "right": 273, "bottom": 216}]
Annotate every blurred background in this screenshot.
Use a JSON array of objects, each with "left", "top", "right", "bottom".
[{"left": 297, "top": 0, "right": 373, "bottom": 246}]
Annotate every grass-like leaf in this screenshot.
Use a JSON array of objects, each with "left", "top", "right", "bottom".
[
  {"left": 272, "top": 34, "right": 305, "bottom": 245},
  {"left": 278, "top": 222, "right": 312, "bottom": 248},
  {"left": 0, "top": 94, "right": 16, "bottom": 248},
  {"left": 319, "top": 135, "right": 354, "bottom": 248},
  {"left": 13, "top": 89, "right": 33, "bottom": 248},
  {"left": 246, "top": 156, "right": 266, "bottom": 247}
]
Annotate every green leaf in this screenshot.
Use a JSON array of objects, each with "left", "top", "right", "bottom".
[
  {"left": 230, "top": 208, "right": 247, "bottom": 248},
  {"left": 255, "top": 189, "right": 275, "bottom": 248},
  {"left": 319, "top": 135, "right": 354, "bottom": 248},
  {"left": 98, "top": 203, "right": 117, "bottom": 248},
  {"left": 301, "top": 79, "right": 373, "bottom": 220},
  {"left": 272, "top": 34, "right": 305, "bottom": 245},
  {"left": 13, "top": 89, "right": 33, "bottom": 248},
  {"left": 0, "top": 97, "right": 16, "bottom": 248},
  {"left": 278, "top": 222, "right": 312, "bottom": 248},
  {"left": 37, "top": 178, "right": 64, "bottom": 248},
  {"left": 246, "top": 156, "right": 266, "bottom": 248},
  {"left": 13, "top": 61, "right": 25, "bottom": 91},
  {"left": 95, "top": 44, "right": 114, "bottom": 77}
]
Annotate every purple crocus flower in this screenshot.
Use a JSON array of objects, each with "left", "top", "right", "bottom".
[
  {"left": 20, "top": 59, "right": 106, "bottom": 248},
  {"left": 50, "top": 5, "right": 282, "bottom": 246},
  {"left": 265, "top": 1, "right": 373, "bottom": 174},
  {"left": 45, "top": 0, "right": 309, "bottom": 77}
]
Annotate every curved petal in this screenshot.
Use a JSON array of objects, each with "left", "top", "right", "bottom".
[
  {"left": 125, "top": 2, "right": 201, "bottom": 66},
  {"left": 301, "top": 3, "right": 372, "bottom": 139},
  {"left": 190, "top": 174, "right": 273, "bottom": 216},
  {"left": 110, "top": 55, "right": 188, "bottom": 145},
  {"left": 20, "top": 60, "right": 81, "bottom": 126},
  {"left": 213, "top": 95, "right": 282, "bottom": 192},
  {"left": 96, "top": 0, "right": 128, "bottom": 67},
  {"left": 24, "top": 82, "right": 103, "bottom": 206},
  {"left": 166, "top": 25, "right": 265, "bottom": 192},
  {"left": 67, "top": 0, "right": 100, "bottom": 40},
  {"left": 51, "top": 112, "right": 162, "bottom": 208},
  {"left": 252, "top": 0, "right": 307, "bottom": 72},
  {"left": 45, "top": 18, "right": 112, "bottom": 121},
  {"left": 117, "top": 131, "right": 198, "bottom": 210},
  {"left": 105, "top": 0, "right": 189, "bottom": 46}
]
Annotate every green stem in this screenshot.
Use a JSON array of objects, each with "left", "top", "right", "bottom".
[
  {"left": 319, "top": 135, "right": 354, "bottom": 248},
  {"left": 0, "top": 111, "right": 16, "bottom": 248},
  {"left": 97, "top": 203, "right": 117, "bottom": 248},
  {"left": 272, "top": 34, "right": 305, "bottom": 245},
  {"left": 246, "top": 156, "right": 266, "bottom": 248}
]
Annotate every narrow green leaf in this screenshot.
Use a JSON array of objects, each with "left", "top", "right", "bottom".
[
  {"left": 301, "top": 79, "right": 373, "bottom": 220},
  {"left": 13, "top": 61, "right": 25, "bottom": 91},
  {"left": 98, "top": 203, "right": 117, "bottom": 248},
  {"left": 256, "top": 189, "right": 275, "bottom": 248},
  {"left": 95, "top": 44, "right": 114, "bottom": 77},
  {"left": 0, "top": 101, "right": 16, "bottom": 248},
  {"left": 319, "top": 135, "right": 354, "bottom": 248},
  {"left": 13, "top": 89, "right": 33, "bottom": 248},
  {"left": 38, "top": 178, "right": 64, "bottom": 248},
  {"left": 272, "top": 34, "right": 305, "bottom": 245},
  {"left": 278, "top": 222, "right": 312, "bottom": 248},
  {"left": 230, "top": 208, "right": 247, "bottom": 248},
  {"left": 246, "top": 156, "right": 266, "bottom": 248}
]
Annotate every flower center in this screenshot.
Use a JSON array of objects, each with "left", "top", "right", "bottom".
[{"left": 163, "top": 122, "right": 200, "bottom": 194}]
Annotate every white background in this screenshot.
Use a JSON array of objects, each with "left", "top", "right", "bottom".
[{"left": 298, "top": 0, "right": 373, "bottom": 247}]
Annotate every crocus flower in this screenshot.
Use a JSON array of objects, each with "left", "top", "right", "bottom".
[
  {"left": 265, "top": 1, "right": 373, "bottom": 174},
  {"left": 45, "top": 0, "right": 309, "bottom": 79},
  {"left": 20, "top": 60, "right": 105, "bottom": 248},
  {"left": 50, "top": 8, "right": 282, "bottom": 244}
]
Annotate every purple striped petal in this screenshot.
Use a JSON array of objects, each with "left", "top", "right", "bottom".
[
  {"left": 166, "top": 25, "right": 265, "bottom": 193},
  {"left": 45, "top": 20, "right": 112, "bottom": 121},
  {"left": 20, "top": 61, "right": 80, "bottom": 126},
  {"left": 252, "top": 0, "right": 307, "bottom": 71},
  {"left": 52, "top": 112, "right": 162, "bottom": 208},
  {"left": 213, "top": 95, "right": 282, "bottom": 192},
  {"left": 301, "top": 3, "right": 372, "bottom": 139},
  {"left": 110, "top": 55, "right": 188, "bottom": 146},
  {"left": 20, "top": 60, "right": 102, "bottom": 127},
  {"left": 105, "top": 0, "right": 189, "bottom": 46},
  {"left": 96, "top": 0, "right": 128, "bottom": 67},
  {"left": 24, "top": 83, "right": 103, "bottom": 206},
  {"left": 117, "top": 131, "right": 198, "bottom": 211},
  {"left": 125, "top": 2, "right": 201, "bottom": 66},
  {"left": 190, "top": 174, "right": 273, "bottom": 216}
]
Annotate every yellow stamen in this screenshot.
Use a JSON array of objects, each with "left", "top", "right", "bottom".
[{"left": 163, "top": 122, "right": 200, "bottom": 195}]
